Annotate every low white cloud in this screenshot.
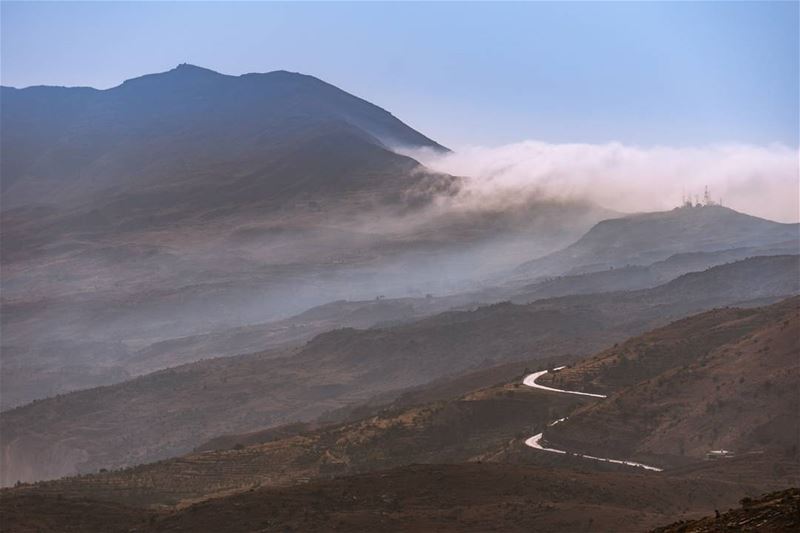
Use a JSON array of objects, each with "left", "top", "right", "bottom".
[{"left": 405, "top": 141, "right": 799, "bottom": 223}]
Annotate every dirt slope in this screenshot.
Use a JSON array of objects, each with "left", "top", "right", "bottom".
[{"left": 544, "top": 297, "right": 800, "bottom": 466}]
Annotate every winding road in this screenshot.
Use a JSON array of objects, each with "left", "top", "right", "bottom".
[{"left": 522, "top": 366, "right": 663, "bottom": 472}]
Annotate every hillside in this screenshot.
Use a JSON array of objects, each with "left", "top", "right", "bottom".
[
  {"left": 0, "top": 299, "right": 616, "bottom": 486},
  {"left": 4, "top": 359, "right": 584, "bottom": 506},
  {"left": 514, "top": 205, "right": 799, "bottom": 278},
  {"left": 541, "top": 296, "right": 800, "bottom": 467},
  {"left": 2, "top": 255, "right": 797, "bottom": 486}
]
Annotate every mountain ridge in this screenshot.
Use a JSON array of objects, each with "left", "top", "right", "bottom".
[{"left": 514, "top": 205, "right": 799, "bottom": 278}]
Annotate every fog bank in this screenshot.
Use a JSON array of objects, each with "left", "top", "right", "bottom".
[{"left": 405, "top": 142, "right": 799, "bottom": 223}]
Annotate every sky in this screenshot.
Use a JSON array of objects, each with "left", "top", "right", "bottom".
[{"left": 2, "top": 1, "right": 798, "bottom": 149}]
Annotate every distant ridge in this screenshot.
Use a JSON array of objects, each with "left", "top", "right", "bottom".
[{"left": 515, "top": 204, "right": 799, "bottom": 278}]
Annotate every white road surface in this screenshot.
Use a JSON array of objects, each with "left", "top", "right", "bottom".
[
  {"left": 522, "top": 366, "right": 607, "bottom": 398},
  {"left": 522, "top": 367, "right": 663, "bottom": 472}
]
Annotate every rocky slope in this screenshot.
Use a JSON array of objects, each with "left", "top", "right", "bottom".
[{"left": 652, "top": 488, "right": 800, "bottom": 533}]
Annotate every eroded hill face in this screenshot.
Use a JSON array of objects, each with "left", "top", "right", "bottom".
[{"left": 543, "top": 297, "right": 800, "bottom": 466}]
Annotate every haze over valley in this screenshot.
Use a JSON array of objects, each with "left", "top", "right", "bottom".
[{"left": 1, "top": 2, "right": 798, "bottom": 531}]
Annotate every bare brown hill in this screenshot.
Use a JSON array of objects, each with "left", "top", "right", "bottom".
[
  {"left": 5, "top": 364, "right": 585, "bottom": 507},
  {"left": 197, "top": 358, "right": 543, "bottom": 453},
  {"left": 543, "top": 296, "right": 800, "bottom": 468}
]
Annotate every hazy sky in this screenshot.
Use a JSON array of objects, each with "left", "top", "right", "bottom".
[{"left": 2, "top": 1, "right": 798, "bottom": 148}]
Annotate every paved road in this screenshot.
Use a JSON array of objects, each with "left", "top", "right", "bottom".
[
  {"left": 522, "top": 367, "right": 663, "bottom": 472},
  {"left": 522, "top": 366, "right": 607, "bottom": 398}
]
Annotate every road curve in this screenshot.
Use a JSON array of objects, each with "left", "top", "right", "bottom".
[
  {"left": 522, "top": 366, "right": 607, "bottom": 398},
  {"left": 523, "top": 367, "right": 663, "bottom": 472}
]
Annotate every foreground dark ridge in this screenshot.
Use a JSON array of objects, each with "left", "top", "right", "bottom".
[
  {"left": 0, "top": 463, "right": 789, "bottom": 533},
  {"left": 652, "top": 488, "right": 800, "bottom": 533}
]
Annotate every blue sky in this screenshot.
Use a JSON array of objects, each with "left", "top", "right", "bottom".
[{"left": 1, "top": 1, "right": 798, "bottom": 148}]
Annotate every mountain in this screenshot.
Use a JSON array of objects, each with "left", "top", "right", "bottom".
[
  {"left": 514, "top": 205, "right": 799, "bottom": 278},
  {"left": 1, "top": 66, "right": 612, "bottom": 411},
  {"left": 1, "top": 64, "right": 447, "bottom": 209},
  {"left": 2, "top": 255, "right": 796, "bottom": 486}
]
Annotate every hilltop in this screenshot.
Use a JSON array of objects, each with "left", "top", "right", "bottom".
[{"left": 515, "top": 205, "right": 799, "bottom": 278}]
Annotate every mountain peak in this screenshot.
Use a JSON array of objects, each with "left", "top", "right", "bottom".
[
  {"left": 117, "top": 63, "right": 226, "bottom": 90},
  {"left": 169, "top": 63, "right": 225, "bottom": 77}
]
